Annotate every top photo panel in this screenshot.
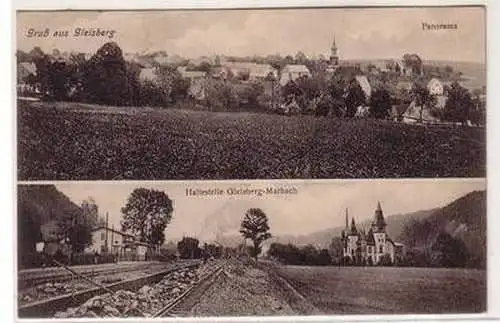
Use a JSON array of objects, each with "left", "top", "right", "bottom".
[{"left": 16, "top": 7, "right": 486, "bottom": 181}]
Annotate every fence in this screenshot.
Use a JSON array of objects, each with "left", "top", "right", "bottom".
[{"left": 18, "top": 252, "right": 117, "bottom": 269}]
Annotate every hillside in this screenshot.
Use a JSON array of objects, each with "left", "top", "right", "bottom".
[
  {"left": 18, "top": 185, "right": 82, "bottom": 256},
  {"left": 397, "top": 190, "right": 486, "bottom": 268},
  {"left": 197, "top": 208, "right": 436, "bottom": 250},
  {"left": 268, "top": 209, "right": 436, "bottom": 249}
]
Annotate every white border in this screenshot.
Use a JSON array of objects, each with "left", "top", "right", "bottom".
[
  {"left": 12, "top": 0, "right": 489, "bottom": 10},
  {"left": 6, "top": 0, "right": 500, "bottom": 322}
]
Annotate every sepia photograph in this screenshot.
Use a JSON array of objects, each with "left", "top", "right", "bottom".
[
  {"left": 16, "top": 6, "right": 486, "bottom": 181},
  {"left": 17, "top": 179, "right": 486, "bottom": 318}
]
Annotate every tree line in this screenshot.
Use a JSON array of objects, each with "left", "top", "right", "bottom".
[
  {"left": 18, "top": 44, "right": 485, "bottom": 125},
  {"left": 18, "top": 43, "right": 190, "bottom": 107}
]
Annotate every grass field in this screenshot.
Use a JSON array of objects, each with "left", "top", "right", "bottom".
[
  {"left": 275, "top": 265, "right": 486, "bottom": 314},
  {"left": 18, "top": 100, "right": 486, "bottom": 180}
]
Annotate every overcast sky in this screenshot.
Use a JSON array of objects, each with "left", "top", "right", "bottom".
[
  {"left": 17, "top": 7, "right": 485, "bottom": 62},
  {"left": 52, "top": 179, "right": 486, "bottom": 243}
]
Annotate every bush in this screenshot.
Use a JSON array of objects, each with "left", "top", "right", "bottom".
[
  {"left": 378, "top": 254, "right": 393, "bottom": 266},
  {"left": 267, "top": 243, "right": 333, "bottom": 266}
]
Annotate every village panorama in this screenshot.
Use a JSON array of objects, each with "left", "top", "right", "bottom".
[{"left": 17, "top": 35, "right": 486, "bottom": 180}]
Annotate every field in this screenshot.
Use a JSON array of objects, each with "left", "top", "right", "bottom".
[
  {"left": 18, "top": 100, "right": 486, "bottom": 180},
  {"left": 274, "top": 265, "right": 486, "bottom": 314}
]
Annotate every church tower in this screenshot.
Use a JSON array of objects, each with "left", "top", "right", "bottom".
[
  {"left": 330, "top": 34, "right": 339, "bottom": 66},
  {"left": 326, "top": 33, "right": 339, "bottom": 73}
]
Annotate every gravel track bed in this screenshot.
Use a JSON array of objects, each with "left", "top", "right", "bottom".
[
  {"left": 50, "top": 261, "right": 218, "bottom": 318},
  {"left": 189, "top": 259, "right": 296, "bottom": 317}
]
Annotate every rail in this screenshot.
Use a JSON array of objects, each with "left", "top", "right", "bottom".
[
  {"left": 18, "top": 261, "right": 201, "bottom": 318},
  {"left": 153, "top": 262, "right": 225, "bottom": 317}
]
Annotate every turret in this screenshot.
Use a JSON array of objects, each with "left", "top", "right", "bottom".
[
  {"left": 372, "top": 201, "right": 387, "bottom": 233},
  {"left": 350, "top": 217, "right": 358, "bottom": 235}
]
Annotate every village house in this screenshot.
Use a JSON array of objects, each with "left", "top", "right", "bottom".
[
  {"left": 220, "top": 62, "right": 278, "bottom": 81},
  {"left": 85, "top": 226, "right": 135, "bottom": 255},
  {"left": 342, "top": 202, "right": 403, "bottom": 265},
  {"left": 139, "top": 67, "right": 159, "bottom": 84},
  {"left": 17, "top": 62, "right": 41, "bottom": 97},
  {"left": 354, "top": 75, "right": 372, "bottom": 100},
  {"left": 279, "top": 64, "right": 311, "bottom": 86},
  {"left": 85, "top": 226, "right": 159, "bottom": 261},
  {"left": 177, "top": 66, "right": 207, "bottom": 81},
  {"left": 427, "top": 77, "right": 444, "bottom": 96},
  {"left": 401, "top": 100, "right": 440, "bottom": 124}
]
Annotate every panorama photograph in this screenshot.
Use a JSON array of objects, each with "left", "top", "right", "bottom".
[{"left": 16, "top": 7, "right": 486, "bottom": 180}]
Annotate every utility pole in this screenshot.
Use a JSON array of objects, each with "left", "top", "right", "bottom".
[
  {"left": 105, "top": 212, "right": 109, "bottom": 254},
  {"left": 111, "top": 224, "right": 114, "bottom": 254}
]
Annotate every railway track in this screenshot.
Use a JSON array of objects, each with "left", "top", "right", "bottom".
[
  {"left": 18, "top": 260, "right": 202, "bottom": 318},
  {"left": 153, "top": 262, "right": 226, "bottom": 317},
  {"left": 18, "top": 261, "right": 191, "bottom": 289}
]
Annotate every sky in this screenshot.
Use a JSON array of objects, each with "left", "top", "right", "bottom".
[
  {"left": 16, "top": 7, "right": 485, "bottom": 62},
  {"left": 53, "top": 179, "right": 486, "bottom": 243}
]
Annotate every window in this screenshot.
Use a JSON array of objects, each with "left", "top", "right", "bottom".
[
  {"left": 101, "top": 233, "right": 105, "bottom": 240},
  {"left": 379, "top": 245, "right": 383, "bottom": 253}
]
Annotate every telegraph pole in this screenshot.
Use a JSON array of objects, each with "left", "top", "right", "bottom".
[{"left": 105, "top": 212, "right": 109, "bottom": 254}]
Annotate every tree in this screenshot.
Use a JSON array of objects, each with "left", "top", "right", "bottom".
[
  {"left": 402, "top": 53, "right": 423, "bottom": 75},
  {"left": 317, "top": 249, "right": 332, "bottom": 265},
  {"left": 378, "top": 254, "right": 393, "bottom": 266},
  {"left": 84, "top": 42, "right": 133, "bottom": 105},
  {"left": 411, "top": 82, "right": 437, "bottom": 122},
  {"left": 345, "top": 80, "right": 366, "bottom": 117},
  {"left": 177, "top": 237, "right": 201, "bottom": 259},
  {"left": 328, "top": 237, "right": 344, "bottom": 264},
  {"left": 370, "top": 87, "right": 392, "bottom": 119},
  {"left": 121, "top": 188, "right": 174, "bottom": 246},
  {"left": 205, "top": 79, "right": 237, "bottom": 111},
  {"left": 443, "top": 82, "right": 474, "bottom": 124},
  {"left": 431, "top": 231, "right": 468, "bottom": 268},
  {"left": 196, "top": 61, "right": 212, "bottom": 73},
  {"left": 81, "top": 198, "right": 103, "bottom": 228},
  {"left": 57, "top": 205, "right": 94, "bottom": 254},
  {"left": 239, "top": 208, "right": 272, "bottom": 261},
  {"left": 295, "top": 51, "right": 308, "bottom": 64}
]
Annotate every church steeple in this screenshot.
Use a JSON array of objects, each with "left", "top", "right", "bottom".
[
  {"left": 332, "top": 33, "right": 338, "bottom": 54},
  {"left": 328, "top": 32, "right": 339, "bottom": 69}
]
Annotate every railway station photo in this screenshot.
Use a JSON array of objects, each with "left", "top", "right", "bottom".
[{"left": 17, "top": 180, "right": 486, "bottom": 318}]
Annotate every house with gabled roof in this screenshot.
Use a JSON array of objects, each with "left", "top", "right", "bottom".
[
  {"left": 354, "top": 75, "right": 372, "bottom": 100},
  {"left": 17, "top": 62, "right": 41, "bottom": 97},
  {"left": 279, "top": 64, "right": 311, "bottom": 86}
]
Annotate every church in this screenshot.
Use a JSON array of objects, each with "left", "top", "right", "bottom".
[{"left": 341, "top": 202, "right": 402, "bottom": 265}]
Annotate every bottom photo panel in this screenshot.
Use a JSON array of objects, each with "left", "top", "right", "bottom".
[{"left": 16, "top": 179, "right": 487, "bottom": 318}]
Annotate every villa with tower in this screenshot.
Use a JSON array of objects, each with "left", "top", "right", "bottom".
[{"left": 341, "top": 202, "right": 403, "bottom": 265}]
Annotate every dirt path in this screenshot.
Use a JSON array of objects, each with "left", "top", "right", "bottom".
[{"left": 189, "top": 259, "right": 318, "bottom": 316}]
